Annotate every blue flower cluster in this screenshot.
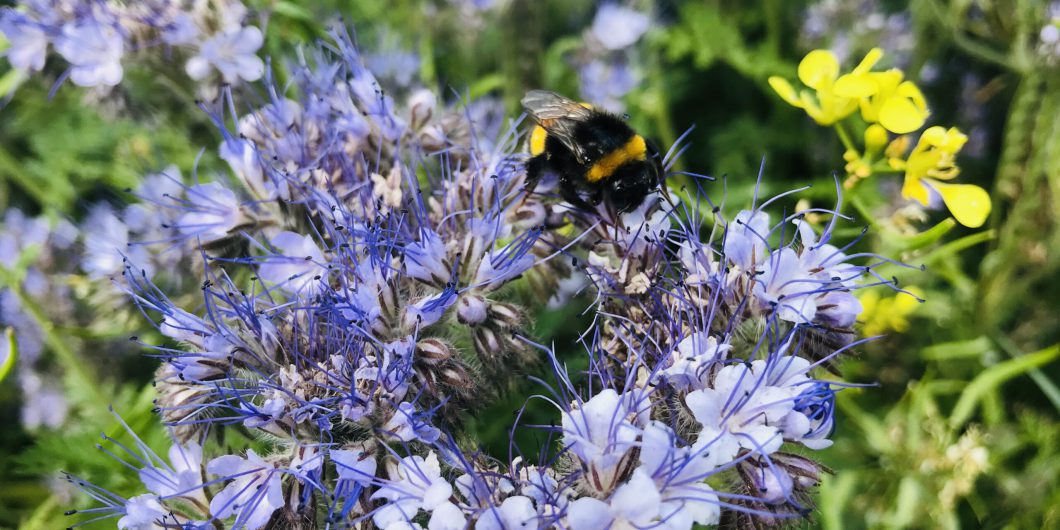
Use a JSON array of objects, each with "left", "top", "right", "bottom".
[
  {"left": 2, "top": 9, "right": 906, "bottom": 530},
  {"left": 0, "top": 0, "right": 263, "bottom": 88}
]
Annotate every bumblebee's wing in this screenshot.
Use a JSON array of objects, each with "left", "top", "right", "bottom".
[{"left": 521, "top": 90, "right": 594, "bottom": 163}]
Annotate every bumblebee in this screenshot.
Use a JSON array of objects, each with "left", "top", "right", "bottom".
[{"left": 521, "top": 90, "right": 665, "bottom": 213}]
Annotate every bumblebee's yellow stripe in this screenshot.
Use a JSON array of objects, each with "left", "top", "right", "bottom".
[
  {"left": 587, "top": 135, "right": 646, "bottom": 183},
  {"left": 530, "top": 125, "right": 548, "bottom": 156}
]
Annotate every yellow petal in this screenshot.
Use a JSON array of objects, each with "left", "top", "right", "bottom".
[
  {"left": 930, "top": 181, "right": 992, "bottom": 228},
  {"left": 879, "top": 96, "right": 928, "bottom": 134},
  {"left": 871, "top": 70, "right": 904, "bottom": 96},
  {"left": 896, "top": 81, "right": 927, "bottom": 113},
  {"left": 902, "top": 175, "right": 930, "bottom": 205},
  {"left": 799, "top": 91, "right": 830, "bottom": 124},
  {"left": 939, "top": 127, "right": 968, "bottom": 153},
  {"left": 919, "top": 126, "right": 947, "bottom": 147},
  {"left": 798, "top": 50, "right": 839, "bottom": 90},
  {"left": 852, "top": 48, "right": 884, "bottom": 74},
  {"left": 768, "top": 76, "right": 804, "bottom": 108},
  {"left": 833, "top": 73, "right": 878, "bottom": 98},
  {"left": 906, "top": 150, "right": 941, "bottom": 179}
]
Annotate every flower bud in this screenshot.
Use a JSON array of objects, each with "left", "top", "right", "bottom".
[
  {"left": 473, "top": 326, "right": 503, "bottom": 360},
  {"left": 439, "top": 362, "right": 474, "bottom": 390},
  {"left": 864, "top": 123, "right": 889, "bottom": 154},
  {"left": 408, "top": 89, "right": 436, "bottom": 130},
  {"left": 415, "top": 339, "right": 453, "bottom": 368},
  {"left": 457, "top": 295, "right": 489, "bottom": 325},
  {"left": 487, "top": 302, "right": 523, "bottom": 328}
]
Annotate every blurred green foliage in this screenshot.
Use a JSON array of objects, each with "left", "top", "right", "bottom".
[{"left": 0, "top": 0, "right": 1057, "bottom": 528}]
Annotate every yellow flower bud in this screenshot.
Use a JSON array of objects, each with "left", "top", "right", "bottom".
[{"left": 864, "top": 124, "right": 889, "bottom": 154}]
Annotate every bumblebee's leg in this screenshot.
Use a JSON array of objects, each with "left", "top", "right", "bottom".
[
  {"left": 555, "top": 174, "right": 593, "bottom": 213},
  {"left": 523, "top": 154, "right": 548, "bottom": 194}
]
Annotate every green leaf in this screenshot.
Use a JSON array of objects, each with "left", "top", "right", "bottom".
[
  {"left": 950, "top": 344, "right": 1060, "bottom": 428},
  {"left": 890, "top": 475, "right": 923, "bottom": 527},
  {"left": 819, "top": 472, "right": 859, "bottom": 530},
  {"left": 922, "top": 336, "right": 993, "bottom": 361},
  {"left": 273, "top": 1, "right": 316, "bottom": 22},
  {"left": 468, "top": 73, "right": 506, "bottom": 100}
]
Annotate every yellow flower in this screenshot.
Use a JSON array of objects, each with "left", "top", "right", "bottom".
[
  {"left": 857, "top": 70, "right": 930, "bottom": 134},
  {"left": 895, "top": 126, "right": 992, "bottom": 228},
  {"left": 768, "top": 48, "right": 883, "bottom": 125},
  {"left": 859, "top": 288, "right": 922, "bottom": 336}
]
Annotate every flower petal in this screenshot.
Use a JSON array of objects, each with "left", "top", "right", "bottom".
[
  {"left": 902, "top": 175, "right": 931, "bottom": 206},
  {"left": 879, "top": 96, "right": 928, "bottom": 134},
  {"left": 568, "top": 498, "right": 612, "bottom": 530},
  {"left": 833, "top": 73, "right": 877, "bottom": 98},
  {"left": 852, "top": 47, "right": 884, "bottom": 74},
  {"left": 767, "top": 76, "right": 803, "bottom": 108},
  {"left": 797, "top": 50, "right": 839, "bottom": 90},
  {"left": 929, "top": 180, "right": 992, "bottom": 228}
]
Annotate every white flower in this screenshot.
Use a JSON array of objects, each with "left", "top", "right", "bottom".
[
  {"left": 162, "top": 13, "right": 199, "bottom": 46},
  {"left": 258, "top": 231, "right": 327, "bottom": 294},
  {"left": 404, "top": 229, "right": 450, "bottom": 284},
  {"left": 118, "top": 494, "right": 168, "bottom": 530},
  {"left": 567, "top": 469, "right": 660, "bottom": 530},
  {"left": 686, "top": 356, "right": 816, "bottom": 457},
  {"left": 428, "top": 501, "right": 466, "bottom": 530},
  {"left": 54, "top": 20, "right": 124, "bottom": 87},
  {"left": 331, "top": 448, "right": 378, "bottom": 484},
  {"left": 402, "top": 290, "right": 458, "bottom": 328},
  {"left": 383, "top": 401, "right": 441, "bottom": 443},
  {"left": 657, "top": 333, "right": 730, "bottom": 391},
  {"left": 82, "top": 205, "right": 141, "bottom": 278},
  {"left": 206, "top": 450, "right": 283, "bottom": 530},
  {"left": 560, "top": 389, "right": 649, "bottom": 493},
  {"left": 186, "top": 26, "right": 264, "bottom": 83},
  {"left": 176, "top": 182, "right": 242, "bottom": 242},
  {"left": 590, "top": 4, "right": 651, "bottom": 50},
  {"left": 371, "top": 452, "right": 454, "bottom": 529},
  {"left": 723, "top": 209, "right": 770, "bottom": 271},
  {"left": 158, "top": 307, "right": 211, "bottom": 345},
  {"left": 752, "top": 247, "right": 818, "bottom": 323},
  {"left": 618, "top": 194, "right": 670, "bottom": 256},
  {"left": 138, "top": 442, "right": 207, "bottom": 505},
  {"left": 220, "top": 138, "right": 272, "bottom": 199},
  {"left": 0, "top": 12, "right": 49, "bottom": 72},
  {"left": 638, "top": 423, "right": 722, "bottom": 529},
  {"left": 686, "top": 366, "right": 782, "bottom": 458},
  {"left": 476, "top": 495, "right": 538, "bottom": 530}
]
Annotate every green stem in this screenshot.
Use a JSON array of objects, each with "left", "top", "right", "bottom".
[
  {"left": 834, "top": 121, "right": 858, "bottom": 153},
  {"left": 991, "top": 334, "right": 1060, "bottom": 415}
]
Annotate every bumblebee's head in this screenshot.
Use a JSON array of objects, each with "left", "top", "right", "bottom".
[{"left": 607, "top": 158, "right": 664, "bottom": 212}]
